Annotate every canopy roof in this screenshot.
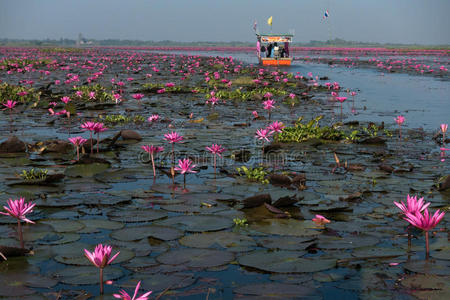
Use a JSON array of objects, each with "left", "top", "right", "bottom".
[{"left": 256, "top": 34, "right": 293, "bottom": 43}]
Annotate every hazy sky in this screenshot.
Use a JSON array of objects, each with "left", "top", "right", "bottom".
[{"left": 1, "top": 0, "right": 449, "bottom": 44}]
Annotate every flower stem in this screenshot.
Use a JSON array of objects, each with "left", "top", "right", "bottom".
[
  {"left": 99, "top": 268, "right": 104, "bottom": 294},
  {"left": 17, "top": 220, "right": 24, "bottom": 249},
  {"left": 151, "top": 153, "right": 156, "bottom": 177},
  {"left": 90, "top": 132, "right": 93, "bottom": 155},
  {"left": 213, "top": 155, "right": 216, "bottom": 174},
  {"left": 425, "top": 231, "right": 429, "bottom": 259},
  {"left": 97, "top": 132, "right": 100, "bottom": 153},
  {"left": 183, "top": 173, "right": 186, "bottom": 189}
]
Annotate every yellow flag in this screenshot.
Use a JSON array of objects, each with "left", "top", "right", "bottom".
[{"left": 267, "top": 16, "right": 273, "bottom": 26}]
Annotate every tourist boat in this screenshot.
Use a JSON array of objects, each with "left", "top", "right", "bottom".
[{"left": 256, "top": 34, "right": 294, "bottom": 66}]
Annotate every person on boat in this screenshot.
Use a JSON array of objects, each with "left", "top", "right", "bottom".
[
  {"left": 273, "top": 43, "right": 280, "bottom": 58},
  {"left": 266, "top": 43, "right": 273, "bottom": 58}
]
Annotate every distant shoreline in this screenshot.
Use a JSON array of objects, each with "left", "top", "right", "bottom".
[{"left": 0, "top": 38, "right": 449, "bottom": 50}]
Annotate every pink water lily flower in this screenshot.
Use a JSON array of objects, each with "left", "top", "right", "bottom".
[
  {"left": 312, "top": 214, "right": 331, "bottom": 226},
  {"left": 394, "top": 194, "right": 430, "bottom": 215},
  {"left": 84, "top": 244, "right": 120, "bottom": 294},
  {"left": 88, "top": 91, "right": 96, "bottom": 100},
  {"left": 0, "top": 197, "right": 35, "bottom": 224},
  {"left": 174, "top": 158, "right": 197, "bottom": 174},
  {"left": 404, "top": 208, "right": 446, "bottom": 258},
  {"left": 206, "top": 144, "right": 226, "bottom": 156},
  {"left": 2, "top": 100, "right": 17, "bottom": 110},
  {"left": 255, "top": 128, "right": 272, "bottom": 142},
  {"left": 267, "top": 121, "right": 285, "bottom": 134},
  {"left": 69, "top": 136, "right": 88, "bottom": 161},
  {"left": 113, "top": 281, "right": 152, "bottom": 300},
  {"left": 0, "top": 197, "right": 35, "bottom": 248},
  {"left": 148, "top": 114, "right": 160, "bottom": 122},
  {"left": 395, "top": 115, "right": 405, "bottom": 125},
  {"left": 164, "top": 131, "right": 183, "bottom": 144},
  {"left": 132, "top": 93, "right": 144, "bottom": 101},
  {"left": 61, "top": 96, "right": 71, "bottom": 104}
]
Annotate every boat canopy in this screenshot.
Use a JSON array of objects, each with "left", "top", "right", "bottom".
[{"left": 256, "top": 34, "right": 293, "bottom": 43}]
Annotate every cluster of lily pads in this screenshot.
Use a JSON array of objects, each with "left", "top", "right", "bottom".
[{"left": 0, "top": 46, "right": 448, "bottom": 298}]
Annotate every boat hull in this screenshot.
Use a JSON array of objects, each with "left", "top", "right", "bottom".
[{"left": 260, "top": 58, "right": 292, "bottom": 66}]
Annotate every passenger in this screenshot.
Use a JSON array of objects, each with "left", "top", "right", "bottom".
[
  {"left": 266, "top": 43, "right": 273, "bottom": 58},
  {"left": 273, "top": 42, "right": 280, "bottom": 58}
]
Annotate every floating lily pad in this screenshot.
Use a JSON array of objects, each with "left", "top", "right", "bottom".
[
  {"left": 77, "top": 219, "right": 124, "bottom": 233},
  {"left": 107, "top": 209, "right": 168, "bottom": 223},
  {"left": 257, "top": 236, "right": 315, "bottom": 250},
  {"left": 238, "top": 250, "right": 336, "bottom": 273},
  {"left": 317, "top": 235, "right": 379, "bottom": 249},
  {"left": 53, "top": 266, "right": 123, "bottom": 285},
  {"left": 179, "top": 231, "right": 256, "bottom": 251},
  {"left": 54, "top": 247, "right": 134, "bottom": 266},
  {"left": 157, "top": 248, "right": 234, "bottom": 268},
  {"left": 400, "top": 274, "right": 450, "bottom": 300},
  {"left": 154, "top": 215, "right": 233, "bottom": 232},
  {"left": 39, "top": 219, "right": 85, "bottom": 233},
  {"left": 132, "top": 273, "right": 196, "bottom": 292},
  {"left": 248, "top": 219, "right": 320, "bottom": 237},
  {"left": 351, "top": 247, "right": 404, "bottom": 258},
  {"left": 111, "top": 225, "right": 183, "bottom": 241},
  {"left": 234, "top": 282, "right": 317, "bottom": 298},
  {"left": 65, "top": 163, "right": 110, "bottom": 178},
  {"left": 404, "top": 259, "right": 450, "bottom": 276}
]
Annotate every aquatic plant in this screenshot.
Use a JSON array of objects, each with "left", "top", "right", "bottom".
[
  {"left": 206, "top": 144, "right": 225, "bottom": 173},
  {"left": 113, "top": 281, "right": 152, "bottom": 300},
  {"left": 81, "top": 121, "right": 97, "bottom": 155},
  {"left": 19, "top": 168, "right": 48, "bottom": 180},
  {"left": 395, "top": 115, "right": 405, "bottom": 139},
  {"left": 277, "top": 116, "right": 345, "bottom": 143},
  {"left": 441, "top": 123, "right": 448, "bottom": 144},
  {"left": 164, "top": 131, "right": 184, "bottom": 164},
  {"left": 174, "top": 158, "right": 197, "bottom": 188},
  {"left": 98, "top": 114, "right": 145, "bottom": 126},
  {"left": 404, "top": 208, "right": 445, "bottom": 258},
  {"left": 237, "top": 166, "right": 269, "bottom": 184},
  {"left": 263, "top": 99, "right": 275, "bottom": 119},
  {"left": 93, "top": 122, "right": 108, "bottom": 153},
  {"left": 68, "top": 136, "right": 87, "bottom": 161},
  {"left": 0, "top": 197, "right": 35, "bottom": 249},
  {"left": 141, "top": 145, "right": 164, "bottom": 178},
  {"left": 73, "top": 85, "right": 114, "bottom": 103},
  {"left": 312, "top": 215, "right": 331, "bottom": 226},
  {"left": 0, "top": 82, "right": 39, "bottom": 104},
  {"left": 233, "top": 218, "right": 248, "bottom": 227},
  {"left": 84, "top": 244, "right": 120, "bottom": 295}
]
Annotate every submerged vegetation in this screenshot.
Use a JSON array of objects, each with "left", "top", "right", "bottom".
[
  {"left": 19, "top": 168, "right": 48, "bottom": 180},
  {"left": 277, "top": 116, "right": 345, "bottom": 143},
  {"left": 237, "top": 166, "right": 269, "bottom": 184}
]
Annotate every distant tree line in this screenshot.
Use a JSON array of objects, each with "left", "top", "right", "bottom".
[{"left": 0, "top": 38, "right": 448, "bottom": 49}]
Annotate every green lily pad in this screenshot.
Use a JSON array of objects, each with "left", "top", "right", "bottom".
[
  {"left": 111, "top": 225, "right": 183, "bottom": 241},
  {"left": 39, "top": 219, "right": 85, "bottom": 233},
  {"left": 179, "top": 231, "right": 256, "bottom": 251},
  {"left": 238, "top": 250, "right": 336, "bottom": 273},
  {"left": 53, "top": 266, "right": 123, "bottom": 285},
  {"left": 256, "top": 236, "right": 315, "bottom": 250},
  {"left": 77, "top": 219, "right": 124, "bottom": 233},
  {"left": 317, "top": 235, "right": 379, "bottom": 249},
  {"left": 404, "top": 260, "right": 450, "bottom": 276},
  {"left": 351, "top": 247, "right": 404, "bottom": 258},
  {"left": 131, "top": 273, "right": 196, "bottom": 292},
  {"left": 154, "top": 215, "right": 233, "bottom": 232},
  {"left": 157, "top": 248, "right": 234, "bottom": 268},
  {"left": 54, "top": 247, "right": 134, "bottom": 266},
  {"left": 65, "top": 163, "right": 110, "bottom": 178},
  {"left": 234, "top": 282, "right": 317, "bottom": 298},
  {"left": 107, "top": 209, "right": 168, "bottom": 223},
  {"left": 400, "top": 274, "right": 450, "bottom": 300},
  {"left": 248, "top": 219, "right": 320, "bottom": 237}
]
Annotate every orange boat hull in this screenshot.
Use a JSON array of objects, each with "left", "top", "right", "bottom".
[{"left": 260, "top": 58, "right": 292, "bottom": 66}]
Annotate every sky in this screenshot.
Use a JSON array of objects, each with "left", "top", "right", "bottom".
[{"left": 0, "top": 0, "right": 449, "bottom": 45}]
